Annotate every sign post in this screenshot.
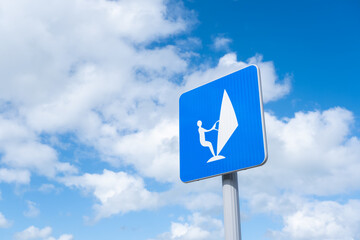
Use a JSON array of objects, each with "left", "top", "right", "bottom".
[
  {"left": 222, "top": 172, "right": 241, "bottom": 240},
  {"left": 179, "top": 65, "right": 267, "bottom": 240}
]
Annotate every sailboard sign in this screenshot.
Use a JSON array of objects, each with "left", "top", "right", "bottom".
[{"left": 179, "top": 65, "right": 267, "bottom": 183}]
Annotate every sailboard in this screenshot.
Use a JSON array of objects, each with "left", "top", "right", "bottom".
[{"left": 207, "top": 90, "right": 238, "bottom": 163}]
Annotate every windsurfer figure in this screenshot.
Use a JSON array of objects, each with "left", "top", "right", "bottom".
[{"left": 197, "top": 120, "right": 219, "bottom": 157}]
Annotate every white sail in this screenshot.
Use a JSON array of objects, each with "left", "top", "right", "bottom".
[{"left": 216, "top": 90, "right": 238, "bottom": 155}]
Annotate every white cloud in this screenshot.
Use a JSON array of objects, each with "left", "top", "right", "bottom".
[
  {"left": 0, "top": 168, "right": 30, "bottom": 184},
  {"left": 0, "top": 116, "right": 77, "bottom": 179},
  {"left": 38, "top": 184, "right": 59, "bottom": 194},
  {"left": 0, "top": 0, "right": 188, "bottom": 108},
  {"left": 61, "top": 170, "right": 160, "bottom": 221},
  {"left": 111, "top": 119, "right": 179, "bottom": 182},
  {"left": 239, "top": 107, "right": 360, "bottom": 197},
  {"left": 160, "top": 176, "right": 223, "bottom": 213},
  {"left": 14, "top": 226, "right": 73, "bottom": 240},
  {"left": 213, "top": 37, "right": 232, "bottom": 51},
  {"left": 57, "top": 235, "right": 73, "bottom": 240},
  {"left": 271, "top": 199, "right": 360, "bottom": 240},
  {"left": 1, "top": 142, "right": 75, "bottom": 178},
  {"left": 0, "top": 212, "right": 11, "bottom": 228},
  {"left": 61, "top": 168, "right": 224, "bottom": 221},
  {"left": 14, "top": 226, "right": 52, "bottom": 240},
  {"left": 248, "top": 55, "right": 291, "bottom": 102},
  {"left": 181, "top": 192, "right": 223, "bottom": 212},
  {"left": 0, "top": 0, "right": 188, "bottom": 184},
  {"left": 24, "top": 201, "right": 40, "bottom": 218},
  {"left": 0, "top": 0, "right": 186, "bottom": 98},
  {"left": 183, "top": 53, "right": 290, "bottom": 103},
  {"left": 151, "top": 212, "right": 223, "bottom": 240}
]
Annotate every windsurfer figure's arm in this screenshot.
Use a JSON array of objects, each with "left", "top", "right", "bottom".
[
  {"left": 211, "top": 120, "right": 219, "bottom": 131},
  {"left": 197, "top": 120, "right": 219, "bottom": 132}
]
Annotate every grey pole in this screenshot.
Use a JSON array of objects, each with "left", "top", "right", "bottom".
[{"left": 222, "top": 172, "right": 241, "bottom": 240}]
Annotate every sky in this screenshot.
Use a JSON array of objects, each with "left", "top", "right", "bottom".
[{"left": 0, "top": 0, "right": 359, "bottom": 239}]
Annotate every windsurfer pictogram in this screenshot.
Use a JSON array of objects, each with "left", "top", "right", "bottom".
[{"left": 197, "top": 89, "right": 238, "bottom": 163}]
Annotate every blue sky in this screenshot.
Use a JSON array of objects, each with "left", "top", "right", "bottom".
[{"left": 0, "top": 0, "right": 359, "bottom": 239}]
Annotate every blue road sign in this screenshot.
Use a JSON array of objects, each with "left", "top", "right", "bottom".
[{"left": 179, "top": 65, "right": 267, "bottom": 183}]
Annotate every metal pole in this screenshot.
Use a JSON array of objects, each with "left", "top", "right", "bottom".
[{"left": 222, "top": 172, "right": 241, "bottom": 240}]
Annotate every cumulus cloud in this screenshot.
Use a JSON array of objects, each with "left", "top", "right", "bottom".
[
  {"left": 0, "top": 212, "right": 11, "bottom": 228},
  {"left": 213, "top": 37, "right": 232, "bottom": 51},
  {"left": 0, "top": 116, "right": 76, "bottom": 179},
  {"left": 38, "top": 184, "right": 59, "bottom": 194},
  {"left": 160, "top": 177, "right": 223, "bottom": 214},
  {"left": 14, "top": 226, "right": 73, "bottom": 240},
  {"left": 111, "top": 119, "right": 179, "bottom": 182},
  {"left": 61, "top": 170, "right": 160, "bottom": 221},
  {"left": 0, "top": 0, "right": 193, "bottom": 187},
  {"left": 24, "top": 201, "right": 40, "bottom": 218},
  {"left": 0, "top": 168, "right": 30, "bottom": 184},
  {"left": 57, "top": 235, "right": 73, "bottom": 240},
  {"left": 0, "top": 0, "right": 188, "bottom": 181},
  {"left": 0, "top": 0, "right": 188, "bottom": 110},
  {"left": 239, "top": 107, "right": 360, "bottom": 197},
  {"left": 14, "top": 226, "right": 52, "bottom": 240},
  {"left": 151, "top": 213, "right": 223, "bottom": 240},
  {"left": 271, "top": 199, "right": 360, "bottom": 240},
  {"left": 183, "top": 53, "right": 290, "bottom": 103}
]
